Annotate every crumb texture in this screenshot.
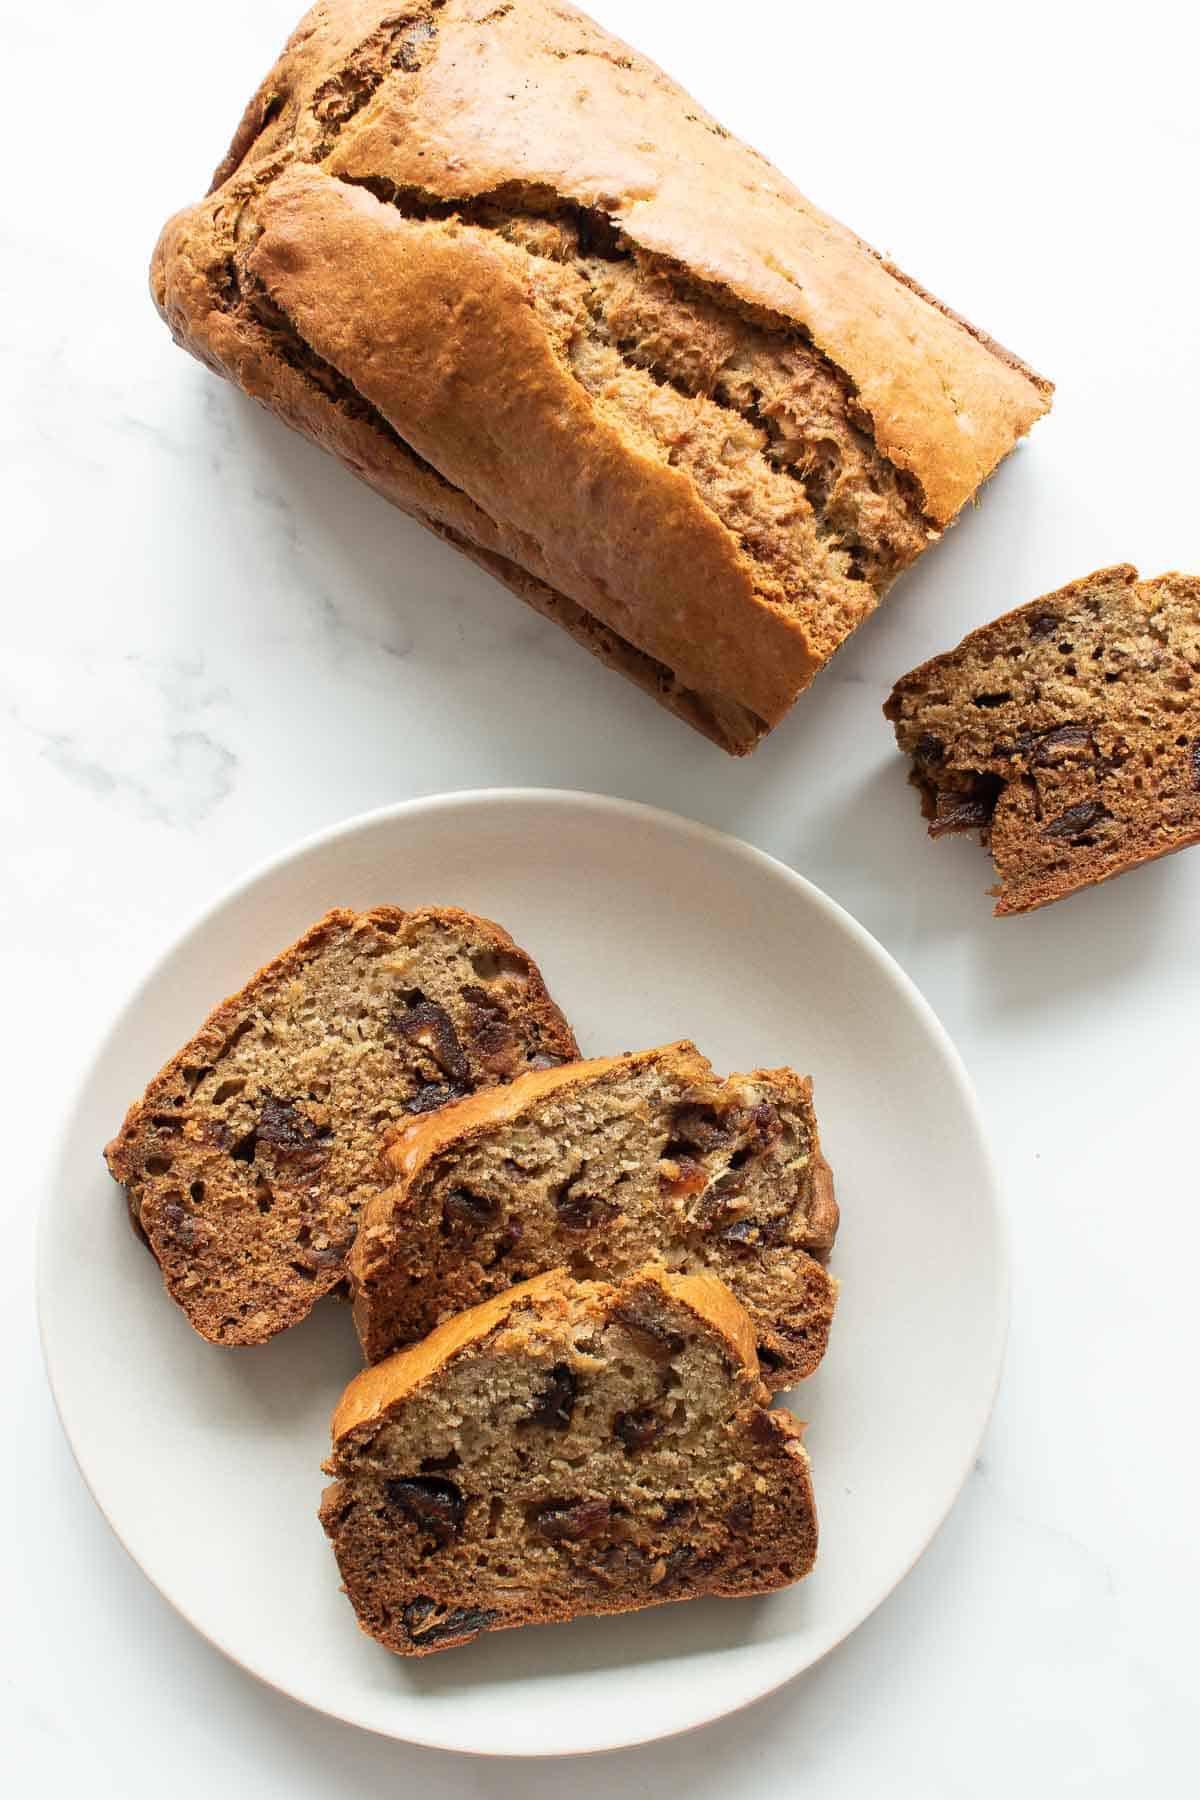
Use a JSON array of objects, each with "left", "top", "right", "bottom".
[
  {"left": 151, "top": 0, "right": 1049, "bottom": 751},
  {"left": 350, "top": 1042, "right": 838, "bottom": 1385},
  {"left": 885, "top": 566, "right": 1200, "bottom": 912},
  {"left": 321, "top": 1268, "right": 818, "bottom": 1654},
  {"left": 104, "top": 907, "right": 578, "bottom": 1343}
]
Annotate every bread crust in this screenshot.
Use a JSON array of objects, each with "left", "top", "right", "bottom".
[{"left": 151, "top": 0, "right": 1051, "bottom": 751}]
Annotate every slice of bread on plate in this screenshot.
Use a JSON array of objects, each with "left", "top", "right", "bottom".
[
  {"left": 885, "top": 564, "right": 1200, "bottom": 913},
  {"left": 105, "top": 906, "right": 578, "bottom": 1345},
  {"left": 320, "top": 1266, "right": 818, "bottom": 1655},
  {"left": 349, "top": 1041, "right": 838, "bottom": 1386}
]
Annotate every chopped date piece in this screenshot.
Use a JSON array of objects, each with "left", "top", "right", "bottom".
[
  {"left": 442, "top": 1187, "right": 498, "bottom": 1231},
  {"left": 731, "top": 1101, "right": 783, "bottom": 1154},
  {"left": 613, "top": 1407, "right": 663, "bottom": 1450},
  {"left": 403, "top": 1080, "right": 470, "bottom": 1115},
  {"left": 668, "top": 1105, "right": 732, "bottom": 1154},
  {"left": 229, "top": 1094, "right": 331, "bottom": 1165},
  {"left": 727, "top": 1500, "right": 755, "bottom": 1535},
  {"left": 532, "top": 1498, "right": 612, "bottom": 1543},
  {"left": 401, "top": 1597, "right": 498, "bottom": 1646},
  {"left": 552, "top": 1179, "right": 615, "bottom": 1231},
  {"left": 384, "top": 1477, "right": 465, "bottom": 1546},
  {"left": 1190, "top": 742, "right": 1200, "bottom": 790},
  {"left": 929, "top": 777, "right": 1003, "bottom": 838},
  {"left": 390, "top": 999, "right": 471, "bottom": 1084},
  {"left": 527, "top": 1363, "right": 577, "bottom": 1431},
  {"left": 1029, "top": 611, "right": 1061, "bottom": 639},
  {"left": 914, "top": 732, "right": 946, "bottom": 767},
  {"left": 1042, "top": 801, "right": 1113, "bottom": 841}
]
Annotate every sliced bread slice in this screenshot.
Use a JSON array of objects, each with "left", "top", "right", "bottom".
[
  {"left": 349, "top": 1042, "right": 838, "bottom": 1385},
  {"left": 104, "top": 906, "right": 578, "bottom": 1344},
  {"left": 885, "top": 564, "right": 1200, "bottom": 913},
  {"left": 320, "top": 1266, "right": 818, "bottom": 1655}
]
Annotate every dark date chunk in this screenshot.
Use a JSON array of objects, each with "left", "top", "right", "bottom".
[
  {"left": 461, "top": 984, "right": 523, "bottom": 1079},
  {"left": 230, "top": 1095, "right": 331, "bottom": 1165},
  {"left": 401, "top": 1596, "right": 498, "bottom": 1647},
  {"left": 1191, "top": 742, "right": 1200, "bottom": 791},
  {"left": 384, "top": 1477, "right": 465, "bottom": 1547},
  {"left": 531, "top": 1498, "right": 611, "bottom": 1542},
  {"left": 390, "top": 997, "right": 471, "bottom": 1084},
  {"left": 442, "top": 1188, "right": 498, "bottom": 1232},
  {"left": 732, "top": 1101, "right": 784, "bottom": 1155},
  {"left": 527, "top": 1363, "right": 577, "bottom": 1430},
  {"left": 727, "top": 1500, "right": 755, "bottom": 1535},
  {"left": 613, "top": 1407, "right": 662, "bottom": 1451},
  {"left": 668, "top": 1105, "right": 731, "bottom": 1154},
  {"left": 928, "top": 775, "right": 1004, "bottom": 838},
  {"left": 403, "top": 1080, "right": 470, "bottom": 1115},
  {"left": 1029, "top": 611, "right": 1061, "bottom": 639},
  {"left": 552, "top": 1179, "right": 615, "bottom": 1231},
  {"left": 913, "top": 732, "right": 945, "bottom": 768},
  {"left": 1042, "top": 801, "right": 1113, "bottom": 841}
]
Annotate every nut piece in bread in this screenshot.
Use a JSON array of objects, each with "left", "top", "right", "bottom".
[
  {"left": 105, "top": 906, "right": 578, "bottom": 1343},
  {"left": 321, "top": 1266, "right": 819, "bottom": 1654},
  {"left": 350, "top": 1041, "right": 838, "bottom": 1386}
]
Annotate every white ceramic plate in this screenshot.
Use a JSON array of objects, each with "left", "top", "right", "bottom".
[{"left": 39, "top": 790, "right": 1006, "bottom": 1757}]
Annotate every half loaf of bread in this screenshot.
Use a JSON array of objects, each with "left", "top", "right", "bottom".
[{"left": 152, "top": 0, "right": 1051, "bottom": 752}]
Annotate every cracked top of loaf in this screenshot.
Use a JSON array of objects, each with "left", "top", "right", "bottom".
[{"left": 153, "top": 0, "right": 1051, "bottom": 747}]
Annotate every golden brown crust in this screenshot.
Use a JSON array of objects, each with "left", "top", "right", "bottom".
[
  {"left": 326, "top": 0, "right": 1050, "bottom": 523},
  {"left": 351, "top": 1042, "right": 839, "bottom": 1384},
  {"left": 151, "top": 0, "right": 1050, "bottom": 751},
  {"left": 886, "top": 566, "right": 1200, "bottom": 913},
  {"left": 331, "top": 1264, "right": 761, "bottom": 1443}
]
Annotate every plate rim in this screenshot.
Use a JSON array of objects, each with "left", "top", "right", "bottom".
[{"left": 37, "top": 786, "right": 1010, "bottom": 1757}]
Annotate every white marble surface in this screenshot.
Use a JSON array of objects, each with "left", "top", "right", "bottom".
[{"left": 5, "top": 0, "right": 1198, "bottom": 1789}]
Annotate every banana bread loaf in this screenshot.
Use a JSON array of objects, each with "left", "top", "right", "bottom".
[
  {"left": 152, "top": 0, "right": 1052, "bottom": 754},
  {"left": 885, "top": 565, "right": 1200, "bottom": 913},
  {"left": 349, "top": 1042, "right": 838, "bottom": 1385},
  {"left": 104, "top": 906, "right": 577, "bottom": 1343},
  {"left": 320, "top": 1266, "right": 819, "bottom": 1654}
]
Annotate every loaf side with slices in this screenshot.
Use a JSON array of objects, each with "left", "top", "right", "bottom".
[
  {"left": 321, "top": 1266, "right": 819, "bottom": 1654},
  {"left": 105, "top": 906, "right": 578, "bottom": 1343},
  {"left": 349, "top": 1041, "right": 838, "bottom": 1385},
  {"left": 885, "top": 565, "right": 1200, "bottom": 913}
]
